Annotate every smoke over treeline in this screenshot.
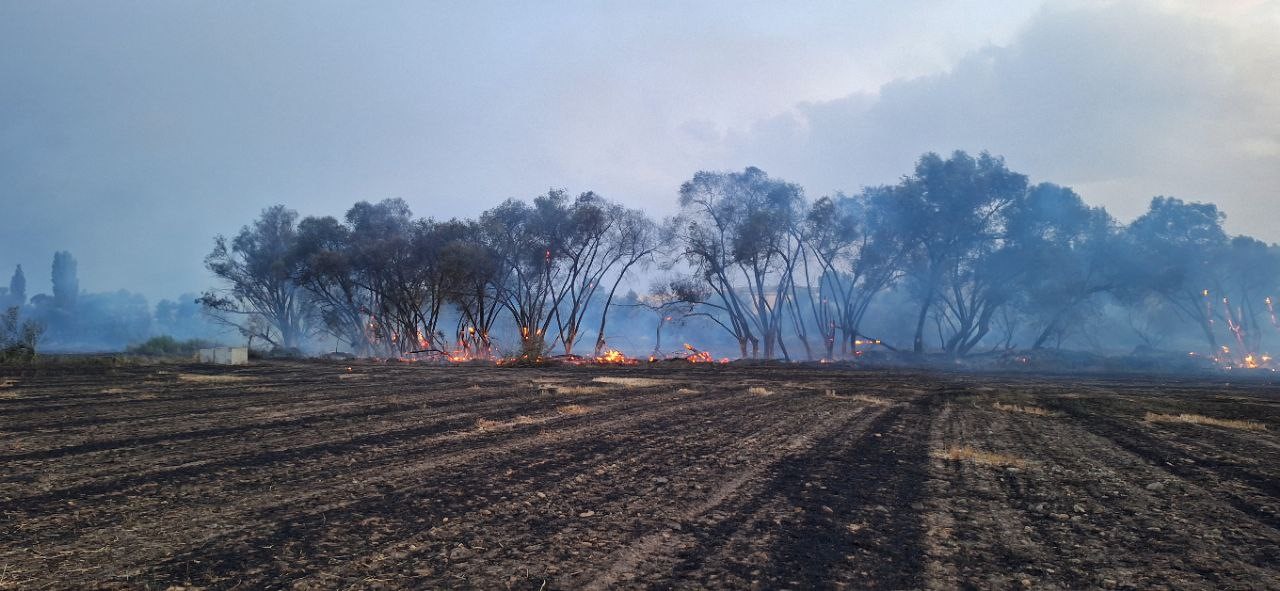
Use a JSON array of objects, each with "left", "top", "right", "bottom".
[{"left": 182, "top": 150, "right": 1280, "bottom": 367}]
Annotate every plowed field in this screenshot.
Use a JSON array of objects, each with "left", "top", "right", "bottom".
[{"left": 2, "top": 363, "right": 1278, "bottom": 589}]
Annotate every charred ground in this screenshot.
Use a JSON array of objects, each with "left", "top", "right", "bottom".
[{"left": 2, "top": 362, "right": 1279, "bottom": 590}]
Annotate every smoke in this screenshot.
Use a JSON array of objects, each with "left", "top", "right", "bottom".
[{"left": 720, "top": 1, "right": 1280, "bottom": 238}]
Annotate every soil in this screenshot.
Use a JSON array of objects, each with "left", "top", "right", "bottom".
[{"left": 1, "top": 362, "right": 1278, "bottom": 589}]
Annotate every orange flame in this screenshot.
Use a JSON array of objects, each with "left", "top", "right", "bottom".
[
  {"left": 682, "top": 343, "right": 714, "bottom": 363},
  {"left": 595, "top": 349, "right": 637, "bottom": 365}
]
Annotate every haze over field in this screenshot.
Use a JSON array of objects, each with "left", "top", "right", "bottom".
[{"left": 2, "top": 1, "right": 1277, "bottom": 301}]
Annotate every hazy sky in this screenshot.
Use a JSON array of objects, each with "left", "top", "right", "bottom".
[{"left": 2, "top": 0, "right": 1277, "bottom": 301}]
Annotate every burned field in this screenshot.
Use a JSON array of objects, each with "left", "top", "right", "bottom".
[{"left": 2, "top": 364, "right": 1279, "bottom": 590}]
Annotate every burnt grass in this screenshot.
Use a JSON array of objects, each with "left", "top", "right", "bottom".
[{"left": 1, "top": 363, "right": 1279, "bottom": 589}]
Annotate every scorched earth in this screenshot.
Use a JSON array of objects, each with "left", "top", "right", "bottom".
[{"left": 1, "top": 362, "right": 1278, "bottom": 589}]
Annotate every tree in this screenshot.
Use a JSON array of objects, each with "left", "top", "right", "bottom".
[
  {"left": 481, "top": 195, "right": 564, "bottom": 357},
  {"left": 0, "top": 306, "right": 43, "bottom": 363},
  {"left": 1002, "top": 183, "right": 1119, "bottom": 349},
  {"left": 291, "top": 214, "right": 376, "bottom": 354},
  {"left": 439, "top": 219, "right": 506, "bottom": 358},
  {"left": 512, "top": 191, "right": 657, "bottom": 356},
  {"left": 884, "top": 151, "right": 1029, "bottom": 355},
  {"left": 201, "top": 205, "right": 312, "bottom": 350},
  {"left": 797, "top": 189, "right": 907, "bottom": 359},
  {"left": 1212, "top": 236, "right": 1280, "bottom": 358},
  {"left": 8, "top": 265, "right": 25, "bottom": 307},
  {"left": 592, "top": 206, "right": 659, "bottom": 355},
  {"left": 642, "top": 277, "right": 713, "bottom": 356},
  {"left": 52, "top": 251, "right": 78, "bottom": 311},
  {"left": 1123, "top": 197, "right": 1228, "bottom": 352},
  {"left": 674, "top": 167, "right": 805, "bottom": 358},
  {"left": 155, "top": 293, "right": 220, "bottom": 341},
  {"left": 39, "top": 251, "right": 81, "bottom": 339},
  {"left": 544, "top": 191, "right": 615, "bottom": 356},
  {"left": 344, "top": 199, "right": 454, "bottom": 355}
]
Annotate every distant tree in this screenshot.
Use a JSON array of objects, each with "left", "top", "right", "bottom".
[
  {"left": 155, "top": 293, "right": 221, "bottom": 341},
  {"left": 201, "top": 205, "right": 312, "bottom": 349},
  {"left": 8, "top": 265, "right": 25, "bottom": 307},
  {"left": 75, "top": 290, "right": 152, "bottom": 346},
  {"left": 51, "top": 251, "right": 78, "bottom": 312}
]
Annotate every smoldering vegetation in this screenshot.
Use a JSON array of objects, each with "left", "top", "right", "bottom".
[{"left": 5, "top": 150, "right": 1279, "bottom": 373}]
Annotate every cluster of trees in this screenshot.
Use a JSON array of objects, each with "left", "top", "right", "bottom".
[
  {"left": 1, "top": 252, "right": 225, "bottom": 353},
  {"left": 205, "top": 150, "right": 1280, "bottom": 362},
  {"left": 202, "top": 191, "right": 657, "bottom": 358}
]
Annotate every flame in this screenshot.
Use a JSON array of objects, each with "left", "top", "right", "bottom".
[
  {"left": 682, "top": 343, "right": 714, "bottom": 363},
  {"left": 595, "top": 349, "right": 637, "bottom": 365}
]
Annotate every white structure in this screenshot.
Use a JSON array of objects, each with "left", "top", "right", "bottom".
[{"left": 197, "top": 347, "right": 249, "bottom": 365}]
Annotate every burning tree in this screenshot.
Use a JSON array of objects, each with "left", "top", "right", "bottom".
[
  {"left": 1208, "top": 236, "right": 1280, "bottom": 362},
  {"left": 546, "top": 193, "right": 656, "bottom": 357},
  {"left": 439, "top": 219, "right": 505, "bottom": 359},
  {"left": 1123, "top": 197, "right": 1228, "bottom": 353},
  {"left": 674, "top": 167, "right": 805, "bottom": 359},
  {"left": 795, "top": 189, "right": 907, "bottom": 359},
  {"left": 481, "top": 195, "right": 562, "bottom": 358}
]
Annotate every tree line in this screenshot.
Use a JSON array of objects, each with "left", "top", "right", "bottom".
[
  {"left": 203, "top": 150, "right": 1280, "bottom": 363},
  {"left": 1, "top": 252, "right": 222, "bottom": 355}
]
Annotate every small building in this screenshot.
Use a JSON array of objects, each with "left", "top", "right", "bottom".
[{"left": 197, "top": 347, "right": 249, "bottom": 365}]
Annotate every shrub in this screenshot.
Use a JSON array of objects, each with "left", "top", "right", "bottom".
[
  {"left": 126, "top": 335, "right": 219, "bottom": 357},
  {"left": 1, "top": 307, "right": 43, "bottom": 364}
]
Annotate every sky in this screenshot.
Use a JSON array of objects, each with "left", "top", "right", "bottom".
[{"left": 1, "top": 0, "right": 1277, "bottom": 301}]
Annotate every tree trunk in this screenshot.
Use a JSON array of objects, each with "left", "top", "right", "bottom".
[{"left": 913, "top": 297, "right": 931, "bottom": 354}]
